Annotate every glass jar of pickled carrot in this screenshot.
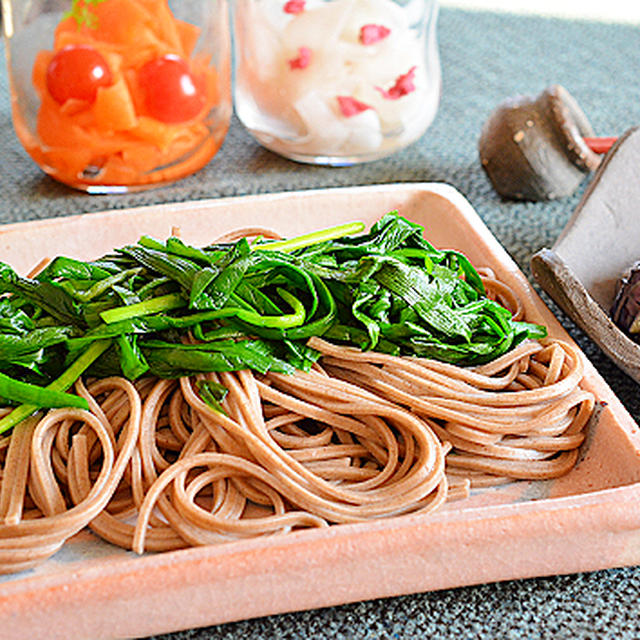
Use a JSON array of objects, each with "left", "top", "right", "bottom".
[
  {"left": 232, "top": 0, "right": 440, "bottom": 165},
  {"left": 3, "top": 0, "right": 231, "bottom": 193}
]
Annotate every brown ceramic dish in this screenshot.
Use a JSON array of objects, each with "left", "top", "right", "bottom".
[
  {"left": 478, "top": 84, "right": 602, "bottom": 201},
  {"left": 531, "top": 127, "right": 640, "bottom": 383},
  {"left": 1, "top": 184, "right": 639, "bottom": 640}
]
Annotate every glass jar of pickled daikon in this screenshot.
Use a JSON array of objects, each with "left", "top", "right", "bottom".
[
  {"left": 3, "top": 0, "right": 232, "bottom": 192},
  {"left": 232, "top": 0, "right": 440, "bottom": 165}
]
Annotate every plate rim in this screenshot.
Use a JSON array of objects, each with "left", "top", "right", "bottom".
[{"left": 1, "top": 182, "right": 639, "bottom": 639}]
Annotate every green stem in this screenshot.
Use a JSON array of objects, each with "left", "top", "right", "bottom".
[
  {"left": 137, "top": 235, "right": 166, "bottom": 251},
  {"left": 0, "top": 339, "right": 111, "bottom": 435},
  {"left": 0, "top": 373, "right": 89, "bottom": 411},
  {"left": 252, "top": 221, "right": 365, "bottom": 253},
  {"left": 100, "top": 293, "right": 185, "bottom": 324},
  {"left": 199, "top": 289, "right": 306, "bottom": 329},
  {"left": 390, "top": 248, "right": 434, "bottom": 271},
  {"left": 189, "top": 289, "right": 308, "bottom": 329},
  {"left": 69, "top": 267, "right": 142, "bottom": 302},
  {"left": 243, "top": 288, "right": 306, "bottom": 328}
]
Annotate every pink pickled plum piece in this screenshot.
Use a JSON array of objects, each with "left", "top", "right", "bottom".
[
  {"left": 289, "top": 47, "right": 312, "bottom": 70},
  {"left": 337, "top": 96, "right": 372, "bottom": 117},
  {"left": 359, "top": 24, "right": 391, "bottom": 45},
  {"left": 284, "top": 0, "right": 305, "bottom": 14},
  {"left": 376, "top": 66, "right": 417, "bottom": 100}
]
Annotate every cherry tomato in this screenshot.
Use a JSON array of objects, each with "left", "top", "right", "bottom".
[
  {"left": 138, "top": 55, "right": 206, "bottom": 124},
  {"left": 46, "top": 45, "right": 113, "bottom": 104}
]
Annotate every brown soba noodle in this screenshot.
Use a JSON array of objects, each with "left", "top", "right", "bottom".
[{"left": 0, "top": 229, "right": 595, "bottom": 574}]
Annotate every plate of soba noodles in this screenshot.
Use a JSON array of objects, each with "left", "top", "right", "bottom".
[{"left": 0, "top": 183, "right": 639, "bottom": 640}]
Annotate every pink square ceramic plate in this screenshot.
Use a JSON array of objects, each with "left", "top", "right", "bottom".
[{"left": 1, "top": 183, "right": 639, "bottom": 640}]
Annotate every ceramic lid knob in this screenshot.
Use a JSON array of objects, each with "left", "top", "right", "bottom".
[{"left": 478, "top": 85, "right": 602, "bottom": 201}]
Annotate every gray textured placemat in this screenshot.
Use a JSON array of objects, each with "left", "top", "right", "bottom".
[{"left": 2, "top": 6, "right": 640, "bottom": 639}]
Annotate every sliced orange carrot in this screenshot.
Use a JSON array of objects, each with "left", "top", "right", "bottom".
[
  {"left": 59, "top": 98, "right": 91, "bottom": 117},
  {"left": 135, "top": 0, "right": 166, "bottom": 18},
  {"left": 126, "top": 133, "right": 220, "bottom": 186},
  {"left": 159, "top": 126, "right": 204, "bottom": 164},
  {"left": 151, "top": 131, "right": 225, "bottom": 183},
  {"left": 93, "top": 76, "right": 138, "bottom": 131},
  {"left": 54, "top": 30, "right": 98, "bottom": 51},
  {"left": 137, "top": 0, "right": 182, "bottom": 51},
  {"left": 31, "top": 50, "right": 54, "bottom": 97},
  {"left": 42, "top": 147, "right": 94, "bottom": 180},
  {"left": 71, "top": 127, "right": 223, "bottom": 187},
  {"left": 154, "top": 2, "right": 183, "bottom": 52},
  {"left": 121, "top": 28, "right": 173, "bottom": 67},
  {"left": 55, "top": 24, "right": 166, "bottom": 71},
  {"left": 37, "top": 97, "right": 97, "bottom": 149},
  {"left": 30, "top": 0, "right": 228, "bottom": 189},
  {"left": 129, "top": 116, "right": 180, "bottom": 150},
  {"left": 122, "top": 67, "right": 144, "bottom": 115},
  {"left": 185, "top": 53, "right": 219, "bottom": 110},
  {"left": 175, "top": 19, "right": 201, "bottom": 57},
  {"left": 122, "top": 143, "right": 161, "bottom": 172},
  {"left": 99, "top": 50, "right": 124, "bottom": 77},
  {"left": 53, "top": 14, "right": 82, "bottom": 41},
  {"left": 99, "top": 154, "right": 141, "bottom": 184},
  {"left": 202, "top": 65, "right": 220, "bottom": 107},
  {"left": 90, "top": 0, "right": 155, "bottom": 46},
  {"left": 192, "top": 51, "right": 213, "bottom": 69}
]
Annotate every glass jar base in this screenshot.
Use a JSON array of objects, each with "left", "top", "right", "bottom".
[
  {"left": 38, "top": 171, "right": 193, "bottom": 194},
  {"left": 248, "top": 130, "right": 419, "bottom": 167},
  {"left": 43, "top": 175, "right": 181, "bottom": 195},
  {"left": 27, "top": 121, "right": 230, "bottom": 194}
]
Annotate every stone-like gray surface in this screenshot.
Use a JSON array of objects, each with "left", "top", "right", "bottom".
[{"left": 2, "top": 7, "right": 640, "bottom": 639}]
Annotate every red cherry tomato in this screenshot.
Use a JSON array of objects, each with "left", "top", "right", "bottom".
[
  {"left": 138, "top": 55, "right": 206, "bottom": 124},
  {"left": 46, "top": 45, "right": 113, "bottom": 104}
]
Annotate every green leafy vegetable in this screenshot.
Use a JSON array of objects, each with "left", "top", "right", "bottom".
[
  {"left": 65, "top": 0, "right": 108, "bottom": 29},
  {"left": 197, "top": 379, "right": 228, "bottom": 415},
  {"left": 0, "top": 372, "right": 88, "bottom": 410},
  {"left": 0, "top": 340, "right": 111, "bottom": 434},
  {"left": 0, "top": 212, "right": 546, "bottom": 435},
  {"left": 101, "top": 293, "right": 185, "bottom": 324}
]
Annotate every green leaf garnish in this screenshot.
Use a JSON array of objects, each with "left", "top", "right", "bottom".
[
  {"left": 0, "top": 212, "right": 547, "bottom": 435},
  {"left": 64, "top": 0, "right": 108, "bottom": 30}
]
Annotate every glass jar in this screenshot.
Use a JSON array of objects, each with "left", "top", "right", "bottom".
[
  {"left": 3, "top": 0, "right": 232, "bottom": 193},
  {"left": 232, "top": 0, "right": 440, "bottom": 166}
]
